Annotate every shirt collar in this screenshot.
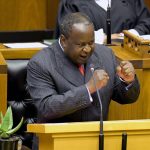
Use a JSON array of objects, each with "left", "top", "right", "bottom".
[
  {"left": 95, "top": 0, "right": 111, "bottom": 11},
  {"left": 58, "top": 38, "right": 64, "bottom": 52}
]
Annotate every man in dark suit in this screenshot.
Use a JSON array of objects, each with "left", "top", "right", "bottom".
[
  {"left": 55, "top": 0, "right": 150, "bottom": 38},
  {"left": 27, "top": 12, "right": 140, "bottom": 149}
]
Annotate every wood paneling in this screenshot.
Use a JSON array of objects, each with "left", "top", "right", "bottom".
[
  {"left": 0, "top": 0, "right": 47, "bottom": 31},
  {"left": 108, "top": 69, "right": 150, "bottom": 120},
  {"left": 144, "top": 0, "right": 150, "bottom": 9},
  {"left": 47, "top": 0, "right": 59, "bottom": 30},
  {"left": 0, "top": 0, "right": 60, "bottom": 31},
  {"left": 0, "top": 52, "right": 7, "bottom": 115}
]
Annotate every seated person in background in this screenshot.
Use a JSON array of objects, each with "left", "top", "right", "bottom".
[
  {"left": 27, "top": 12, "right": 140, "bottom": 149},
  {"left": 55, "top": 0, "right": 150, "bottom": 43}
]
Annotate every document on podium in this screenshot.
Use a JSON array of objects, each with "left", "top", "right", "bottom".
[
  {"left": 140, "top": 35, "right": 150, "bottom": 40},
  {"left": 3, "top": 42, "right": 48, "bottom": 48},
  {"left": 43, "top": 39, "right": 56, "bottom": 45}
]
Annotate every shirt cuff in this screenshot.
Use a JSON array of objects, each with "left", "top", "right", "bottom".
[
  {"left": 85, "top": 85, "right": 93, "bottom": 102},
  {"left": 119, "top": 77, "right": 134, "bottom": 91}
]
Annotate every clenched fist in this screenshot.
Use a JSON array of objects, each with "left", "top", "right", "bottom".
[
  {"left": 116, "top": 61, "right": 135, "bottom": 84},
  {"left": 86, "top": 69, "right": 109, "bottom": 94}
]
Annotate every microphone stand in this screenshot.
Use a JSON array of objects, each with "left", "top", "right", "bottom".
[
  {"left": 122, "top": 132, "right": 127, "bottom": 150},
  {"left": 90, "top": 68, "right": 104, "bottom": 150},
  {"left": 106, "top": 1, "right": 111, "bottom": 44},
  {"left": 90, "top": 67, "right": 128, "bottom": 150}
]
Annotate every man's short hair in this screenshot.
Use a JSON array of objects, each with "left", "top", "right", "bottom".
[{"left": 60, "top": 12, "right": 94, "bottom": 38}]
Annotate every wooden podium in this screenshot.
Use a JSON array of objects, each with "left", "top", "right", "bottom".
[
  {"left": 27, "top": 120, "right": 150, "bottom": 150},
  {"left": 108, "top": 31, "right": 150, "bottom": 120}
]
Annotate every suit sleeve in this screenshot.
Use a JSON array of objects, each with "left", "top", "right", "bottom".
[
  {"left": 133, "top": 0, "right": 150, "bottom": 35},
  {"left": 27, "top": 58, "right": 92, "bottom": 122},
  {"left": 110, "top": 51, "right": 140, "bottom": 104}
]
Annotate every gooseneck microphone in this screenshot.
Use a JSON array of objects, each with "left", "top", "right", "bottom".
[
  {"left": 90, "top": 66, "right": 104, "bottom": 150},
  {"left": 106, "top": 0, "right": 111, "bottom": 44}
]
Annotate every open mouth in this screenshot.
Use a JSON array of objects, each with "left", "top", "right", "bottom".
[
  {"left": 80, "top": 54, "right": 88, "bottom": 59},
  {"left": 79, "top": 56, "right": 87, "bottom": 61}
]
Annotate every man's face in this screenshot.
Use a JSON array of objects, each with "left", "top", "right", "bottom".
[{"left": 60, "top": 23, "right": 95, "bottom": 65}]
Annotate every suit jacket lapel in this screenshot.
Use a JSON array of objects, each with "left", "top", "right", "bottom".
[
  {"left": 54, "top": 42, "right": 104, "bottom": 86},
  {"left": 54, "top": 42, "right": 84, "bottom": 86}
]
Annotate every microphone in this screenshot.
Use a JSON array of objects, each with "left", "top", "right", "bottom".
[
  {"left": 90, "top": 65, "right": 104, "bottom": 150},
  {"left": 106, "top": 0, "right": 111, "bottom": 44}
]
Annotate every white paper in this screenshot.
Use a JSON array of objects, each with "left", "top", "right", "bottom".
[
  {"left": 3, "top": 42, "right": 48, "bottom": 48},
  {"left": 128, "top": 29, "right": 140, "bottom": 36},
  {"left": 94, "top": 28, "right": 105, "bottom": 44},
  {"left": 140, "top": 35, "right": 150, "bottom": 40}
]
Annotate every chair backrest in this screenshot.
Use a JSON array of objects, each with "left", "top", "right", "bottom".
[
  {"left": 6, "top": 59, "right": 37, "bottom": 148},
  {"left": 0, "top": 30, "right": 54, "bottom": 43}
]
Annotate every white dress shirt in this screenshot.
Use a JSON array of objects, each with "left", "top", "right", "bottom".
[{"left": 95, "top": 0, "right": 111, "bottom": 11}]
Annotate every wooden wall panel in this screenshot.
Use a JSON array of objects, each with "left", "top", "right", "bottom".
[
  {"left": 47, "top": 0, "right": 59, "bottom": 30},
  {"left": 0, "top": 74, "right": 7, "bottom": 115},
  {"left": 108, "top": 69, "right": 150, "bottom": 120},
  {"left": 144, "top": 0, "right": 150, "bottom": 9},
  {"left": 0, "top": 52, "right": 7, "bottom": 115},
  {"left": 0, "top": 0, "right": 47, "bottom": 31}
]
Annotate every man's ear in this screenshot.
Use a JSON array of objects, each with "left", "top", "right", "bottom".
[{"left": 60, "top": 34, "right": 67, "bottom": 49}]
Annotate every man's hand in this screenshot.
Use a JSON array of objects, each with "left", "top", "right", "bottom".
[
  {"left": 116, "top": 61, "right": 135, "bottom": 84},
  {"left": 86, "top": 69, "right": 109, "bottom": 94}
]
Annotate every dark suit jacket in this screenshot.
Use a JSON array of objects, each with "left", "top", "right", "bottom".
[
  {"left": 55, "top": 0, "right": 150, "bottom": 38},
  {"left": 27, "top": 41, "right": 140, "bottom": 123}
]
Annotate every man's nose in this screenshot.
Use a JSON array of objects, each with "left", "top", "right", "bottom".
[{"left": 83, "top": 45, "right": 91, "bottom": 52}]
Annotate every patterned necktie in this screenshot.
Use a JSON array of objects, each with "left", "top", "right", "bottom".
[{"left": 78, "top": 65, "right": 85, "bottom": 76}]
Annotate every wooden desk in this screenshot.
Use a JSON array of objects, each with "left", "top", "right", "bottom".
[
  {"left": 28, "top": 120, "right": 150, "bottom": 150},
  {"left": 0, "top": 44, "right": 41, "bottom": 59},
  {"left": 0, "top": 44, "right": 6, "bottom": 49}
]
